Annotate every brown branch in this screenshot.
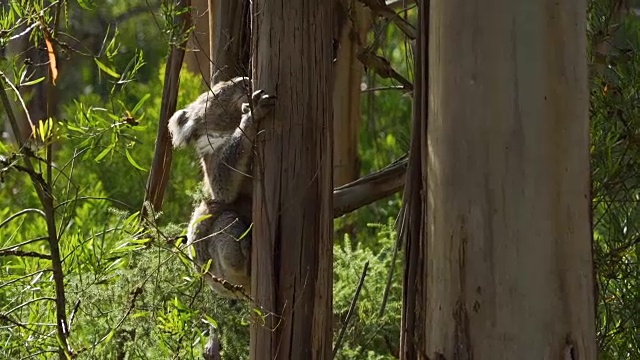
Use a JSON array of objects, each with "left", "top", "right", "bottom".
[
  {"left": 360, "top": 0, "right": 416, "bottom": 39},
  {"left": 0, "top": 71, "right": 72, "bottom": 359},
  {"left": 0, "top": 249, "right": 52, "bottom": 260},
  {"left": 357, "top": 49, "right": 413, "bottom": 91},
  {"left": 332, "top": 261, "right": 369, "bottom": 359},
  {"left": 386, "top": 0, "right": 416, "bottom": 11},
  {"left": 333, "top": 157, "right": 407, "bottom": 218},
  {"left": 143, "top": 0, "right": 192, "bottom": 215}
]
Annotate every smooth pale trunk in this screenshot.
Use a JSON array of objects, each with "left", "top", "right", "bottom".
[{"left": 425, "top": 0, "right": 597, "bottom": 359}]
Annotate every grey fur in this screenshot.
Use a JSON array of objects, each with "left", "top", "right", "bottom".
[{"left": 168, "top": 77, "right": 274, "bottom": 298}]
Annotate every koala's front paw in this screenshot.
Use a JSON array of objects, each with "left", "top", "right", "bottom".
[{"left": 248, "top": 90, "right": 276, "bottom": 119}]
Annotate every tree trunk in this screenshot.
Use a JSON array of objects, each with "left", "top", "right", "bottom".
[
  {"left": 184, "top": 0, "right": 212, "bottom": 85},
  {"left": 402, "top": 0, "right": 598, "bottom": 359},
  {"left": 211, "top": 0, "right": 249, "bottom": 83},
  {"left": 332, "top": 1, "right": 371, "bottom": 186},
  {"left": 250, "top": 0, "right": 334, "bottom": 358}
]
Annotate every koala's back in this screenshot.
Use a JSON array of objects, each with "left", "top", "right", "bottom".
[{"left": 200, "top": 77, "right": 251, "bottom": 132}]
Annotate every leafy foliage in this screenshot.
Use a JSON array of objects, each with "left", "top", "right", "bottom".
[{"left": 589, "top": 1, "right": 640, "bottom": 358}]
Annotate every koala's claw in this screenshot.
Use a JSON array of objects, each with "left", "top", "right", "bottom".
[
  {"left": 252, "top": 90, "right": 276, "bottom": 107},
  {"left": 245, "top": 90, "right": 276, "bottom": 118}
]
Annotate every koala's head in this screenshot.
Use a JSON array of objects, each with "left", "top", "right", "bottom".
[{"left": 168, "top": 77, "right": 250, "bottom": 153}]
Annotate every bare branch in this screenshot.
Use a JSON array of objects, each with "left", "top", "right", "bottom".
[
  {"left": 0, "top": 249, "right": 51, "bottom": 260},
  {"left": 357, "top": 50, "right": 413, "bottom": 91},
  {"left": 332, "top": 261, "right": 370, "bottom": 359},
  {"left": 360, "top": 0, "right": 416, "bottom": 39},
  {"left": 386, "top": 0, "right": 416, "bottom": 11},
  {"left": 333, "top": 157, "right": 407, "bottom": 218}
]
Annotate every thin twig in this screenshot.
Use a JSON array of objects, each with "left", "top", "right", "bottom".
[
  {"left": 0, "top": 71, "right": 72, "bottom": 358},
  {"left": 0, "top": 249, "right": 51, "bottom": 260},
  {"left": 332, "top": 261, "right": 370, "bottom": 359}
]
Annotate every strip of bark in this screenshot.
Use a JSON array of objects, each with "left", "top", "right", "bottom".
[{"left": 143, "top": 0, "right": 192, "bottom": 214}]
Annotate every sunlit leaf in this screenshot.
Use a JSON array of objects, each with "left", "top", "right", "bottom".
[
  {"left": 125, "top": 148, "right": 147, "bottom": 171},
  {"left": 94, "top": 58, "right": 121, "bottom": 78},
  {"left": 131, "top": 93, "right": 151, "bottom": 114},
  {"left": 94, "top": 146, "right": 112, "bottom": 162},
  {"left": 20, "top": 76, "right": 45, "bottom": 87}
]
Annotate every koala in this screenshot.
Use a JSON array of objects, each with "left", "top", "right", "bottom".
[{"left": 168, "top": 76, "right": 274, "bottom": 298}]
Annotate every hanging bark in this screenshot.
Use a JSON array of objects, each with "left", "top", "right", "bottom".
[
  {"left": 410, "top": 0, "right": 598, "bottom": 359},
  {"left": 398, "top": 0, "right": 427, "bottom": 358},
  {"left": 250, "top": 0, "right": 334, "bottom": 358},
  {"left": 143, "top": 0, "right": 191, "bottom": 212}
]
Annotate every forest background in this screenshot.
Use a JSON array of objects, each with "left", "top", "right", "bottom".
[{"left": 0, "top": 0, "right": 638, "bottom": 359}]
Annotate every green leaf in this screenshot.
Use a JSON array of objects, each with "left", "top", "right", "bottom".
[
  {"left": 66, "top": 124, "right": 86, "bottom": 134},
  {"left": 194, "top": 214, "right": 212, "bottom": 225},
  {"left": 202, "top": 315, "right": 218, "bottom": 329},
  {"left": 94, "top": 58, "right": 121, "bottom": 78},
  {"left": 131, "top": 93, "right": 151, "bottom": 114},
  {"left": 77, "top": 0, "right": 96, "bottom": 10},
  {"left": 125, "top": 148, "right": 147, "bottom": 171},
  {"left": 20, "top": 76, "right": 45, "bottom": 87},
  {"left": 94, "top": 146, "right": 112, "bottom": 162}
]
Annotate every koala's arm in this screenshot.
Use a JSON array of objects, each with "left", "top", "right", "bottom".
[
  {"left": 203, "top": 90, "right": 274, "bottom": 203},
  {"left": 202, "top": 110, "right": 259, "bottom": 203},
  {"left": 187, "top": 201, "right": 251, "bottom": 298}
]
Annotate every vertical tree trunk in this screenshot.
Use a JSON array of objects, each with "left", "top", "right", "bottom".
[
  {"left": 412, "top": 0, "right": 597, "bottom": 359},
  {"left": 250, "top": 0, "right": 334, "bottom": 358},
  {"left": 211, "top": 0, "right": 249, "bottom": 83},
  {"left": 184, "top": 0, "right": 212, "bottom": 84},
  {"left": 332, "top": 1, "right": 370, "bottom": 186}
]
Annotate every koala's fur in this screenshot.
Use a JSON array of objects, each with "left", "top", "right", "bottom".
[{"left": 168, "top": 76, "right": 274, "bottom": 298}]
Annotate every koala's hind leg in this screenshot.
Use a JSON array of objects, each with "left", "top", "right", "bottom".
[{"left": 187, "top": 200, "right": 251, "bottom": 298}]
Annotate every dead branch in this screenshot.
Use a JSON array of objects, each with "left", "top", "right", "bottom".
[
  {"left": 0, "top": 249, "right": 52, "bottom": 260},
  {"left": 360, "top": 0, "right": 416, "bottom": 39},
  {"left": 357, "top": 49, "right": 414, "bottom": 91},
  {"left": 332, "top": 261, "right": 370, "bottom": 359},
  {"left": 333, "top": 156, "right": 407, "bottom": 218},
  {"left": 386, "top": 0, "right": 416, "bottom": 11}
]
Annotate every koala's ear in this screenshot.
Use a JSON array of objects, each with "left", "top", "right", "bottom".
[{"left": 175, "top": 110, "right": 189, "bottom": 126}]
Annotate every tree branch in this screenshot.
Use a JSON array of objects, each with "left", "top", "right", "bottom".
[
  {"left": 333, "top": 156, "right": 407, "bottom": 218},
  {"left": 0, "top": 249, "right": 52, "bottom": 260},
  {"left": 386, "top": 0, "right": 416, "bottom": 11},
  {"left": 360, "top": 0, "right": 416, "bottom": 39},
  {"left": 0, "top": 71, "right": 72, "bottom": 359}
]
